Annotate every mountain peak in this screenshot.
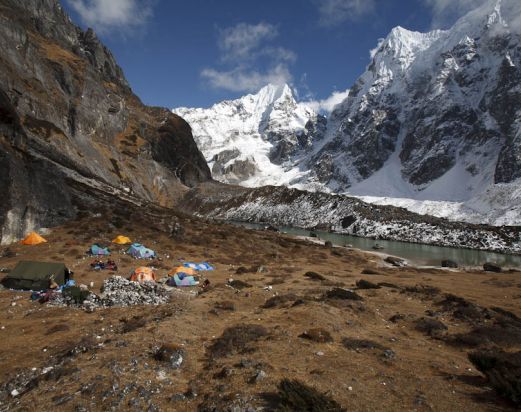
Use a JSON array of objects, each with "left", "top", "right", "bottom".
[{"left": 255, "top": 83, "right": 294, "bottom": 104}]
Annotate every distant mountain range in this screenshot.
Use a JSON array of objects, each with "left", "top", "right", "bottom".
[{"left": 174, "top": 0, "right": 521, "bottom": 226}]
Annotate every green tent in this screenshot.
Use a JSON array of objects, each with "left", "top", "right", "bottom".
[{"left": 2, "top": 261, "right": 69, "bottom": 291}]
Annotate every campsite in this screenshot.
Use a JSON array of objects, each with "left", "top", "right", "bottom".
[{"left": 0, "top": 213, "right": 520, "bottom": 411}]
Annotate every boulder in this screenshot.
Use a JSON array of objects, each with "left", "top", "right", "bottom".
[
  {"left": 384, "top": 256, "right": 406, "bottom": 267},
  {"left": 441, "top": 259, "right": 458, "bottom": 268},
  {"left": 483, "top": 262, "right": 502, "bottom": 273}
]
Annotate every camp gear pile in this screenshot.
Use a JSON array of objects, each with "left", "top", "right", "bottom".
[{"left": 90, "top": 260, "right": 118, "bottom": 271}]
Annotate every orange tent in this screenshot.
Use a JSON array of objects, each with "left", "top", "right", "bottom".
[
  {"left": 130, "top": 267, "right": 156, "bottom": 283},
  {"left": 167, "top": 266, "right": 195, "bottom": 277},
  {"left": 20, "top": 232, "right": 47, "bottom": 245}
]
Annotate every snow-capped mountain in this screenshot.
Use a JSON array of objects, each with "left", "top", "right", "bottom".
[
  {"left": 175, "top": 0, "right": 521, "bottom": 226},
  {"left": 310, "top": 0, "right": 521, "bottom": 225},
  {"left": 313, "top": 0, "right": 521, "bottom": 188},
  {"left": 173, "top": 84, "right": 326, "bottom": 188}
]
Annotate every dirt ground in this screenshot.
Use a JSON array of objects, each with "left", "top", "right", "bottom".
[{"left": 0, "top": 216, "right": 520, "bottom": 411}]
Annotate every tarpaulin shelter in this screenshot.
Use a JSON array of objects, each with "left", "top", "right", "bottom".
[
  {"left": 126, "top": 243, "right": 155, "bottom": 259},
  {"left": 2, "top": 261, "right": 70, "bottom": 291},
  {"left": 129, "top": 267, "right": 156, "bottom": 283},
  {"left": 183, "top": 262, "right": 214, "bottom": 271},
  {"left": 20, "top": 232, "right": 47, "bottom": 245},
  {"left": 112, "top": 235, "right": 132, "bottom": 245}
]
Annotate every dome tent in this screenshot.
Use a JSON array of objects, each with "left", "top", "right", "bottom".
[
  {"left": 112, "top": 235, "right": 132, "bottom": 245},
  {"left": 130, "top": 267, "right": 156, "bottom": 283},
  {"left": 126, "top": 243, "right": 155, "bottom": 259},
  {"left": 21, "top": 232, "right": 47, "bottom": 245},
  {"left": 88, "top": 244, "right": 110, "bottom": 256}
]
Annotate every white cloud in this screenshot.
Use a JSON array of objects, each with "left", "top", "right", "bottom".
[
  {"left": 202, "top": 22, "right": 296, "bottom": 93},
  {"left": 303, "top": 88, "right": 350, "bottom": 113},
  {"left": 67, "top": 0, "right": 153, "bottom": 33},
  {"left": 315, "top": 0, "right": 375, "bottom": 27},
  {"left": 423, "top": 0, "right": 488, "bottom": 28},
  {"left": 369, "top": 38, "right": 385, "bottom": 59},
  {"left": 201, "top": 65, "right": 292, "bottom": 93},
  {"left": 219, "top": 23, "right": 277, "bottom": 61}
]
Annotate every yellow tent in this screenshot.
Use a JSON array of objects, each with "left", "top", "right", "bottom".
[
  {"left": 167, "top": 266, "right": 195, "bottom": 277},
  {"left": 20, "top": 232, "right": 47, "bottom": 245},
  {"left": 112, "top": 235, "right": 132, "bottom": 245}
]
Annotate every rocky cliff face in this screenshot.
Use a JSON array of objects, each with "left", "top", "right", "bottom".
[{"left": 0, "top": 0, "right": 211, "bottom": 243}]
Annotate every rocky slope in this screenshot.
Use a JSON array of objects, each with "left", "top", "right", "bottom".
[
  {"left": 181, "top": 183, "right": 521, "bottom": 254},
  {"left": 0, "top": 0, "right": 211, "bottom": 244},
  {"left": 173, "top": 84, "right": 326, "bottom": 188}
]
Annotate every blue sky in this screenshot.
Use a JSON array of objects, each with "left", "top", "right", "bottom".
[{"left": 62, "top": 0, "right": 487, "bottom": 109}]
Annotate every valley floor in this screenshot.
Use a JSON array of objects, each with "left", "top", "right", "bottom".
[{"left": 0, "top": 216, "right": 520, "bottom": 411}]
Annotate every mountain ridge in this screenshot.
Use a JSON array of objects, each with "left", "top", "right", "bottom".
[{"left": 174, "top": 0, "right": 521, "bottom": 226}]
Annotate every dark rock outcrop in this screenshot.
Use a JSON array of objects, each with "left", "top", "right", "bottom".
[
  {"left": 483, "top": 262, "right": 502, "bottom": 273},
  {"left": 0, "top": 0, "right": 211, "bottom": 243},
  {"left": 441, "top": 260, "right": 458, "bottom": 268}
]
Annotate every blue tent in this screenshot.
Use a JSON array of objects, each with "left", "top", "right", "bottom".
[
  {"left": 126, "top": 243, "right": 155, "bottom": 259},
  {"left": 89, "top": 244, "right": 110, "bottom": 256}
]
